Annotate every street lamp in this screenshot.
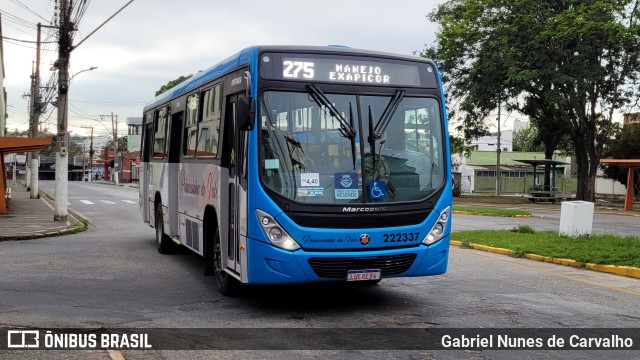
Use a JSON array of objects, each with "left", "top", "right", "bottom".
[{"left": 70, "top": 66, "right": 97, "bottom": 82}]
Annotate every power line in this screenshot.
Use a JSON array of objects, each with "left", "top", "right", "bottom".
[
  {"left": 1, "top": 35, "right": 57, "bottom": 43},
  {"left": 69, "top": 99, "right": 146, "bottom": 105},
  {"left": 72, "top": 0, "right": 135, "bottom": 51},
  {"left": 0, "top": 10, "right": 38, "bottom": 28},
  {"left": 10, "top": 0, "right": 51, "bottom": 23},
  {"left": 2, "top": 38, "right": 38, "bottom": 49}
]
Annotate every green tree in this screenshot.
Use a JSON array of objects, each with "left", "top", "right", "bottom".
[
  {"left": 602, "top": 123, "right": 640, "bottom": 198},
  {"left": 450, "top": 134, "right": 471, "bottom": 197},
  {"left": 512, "top": 126, "right": 543, "bottom": 152},
  {"left": 424, "top": 0, "right": 640, "bottom": 201},
  {"left": 39, "top": 133, "right": 83, "bottom": 158},
  {"left": 155, "top": 75, "right": 193, "bottom": 96},
  {"left": 105, "top": 137, "right": 128, "bottom": 152}
]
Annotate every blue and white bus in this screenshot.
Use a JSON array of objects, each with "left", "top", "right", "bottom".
[{"left": 140, "top": 46, "right": 452, "bottom": 295}]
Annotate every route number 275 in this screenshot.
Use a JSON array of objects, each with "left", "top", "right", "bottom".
[{"left": 283, "top": 61, "right": 315, "bottom": 79}]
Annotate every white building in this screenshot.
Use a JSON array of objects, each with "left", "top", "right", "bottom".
[
  {"left": 468, "top": 130, "right": 513, "bottom": 152},
  {"left": 126, "top": 117, "right": 142, "bottom": 152}
]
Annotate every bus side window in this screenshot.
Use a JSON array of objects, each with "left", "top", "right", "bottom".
[
  {"left": 196, "top": 84, "right": 221, "bottom": 158},
  {"left": 142, "top": 113, "right": 153, "bottom": 162},
  {"left": 184, "top": 93, "right": 199, "bottom": 157},
  {"left": 153, "top": 107, "right": 169, "bottom": 158}
]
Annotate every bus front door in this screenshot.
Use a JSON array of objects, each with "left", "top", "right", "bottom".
[
  {"left": 167, "top": 111, "right": 183, "bottom": 238},
  {"left": 142, "top": 122, "right": 154, "bottom": 224},
  {"left": 223, "top": 94, "right": 244, "bottom": 275}
]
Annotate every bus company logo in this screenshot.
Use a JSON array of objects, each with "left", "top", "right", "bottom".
[
  {"left": 360, "top": 234, "right": 370, "bottom": 246},
  {"left": 7, "top": 330, "right": 40, "bottom": 348},
  {"left": 342, "top": 206, "right": 387, "bottom": 213}
]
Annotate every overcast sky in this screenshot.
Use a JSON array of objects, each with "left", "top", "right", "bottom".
[{"left": 3, "top": 0, "right": 446, "bottom": 148}]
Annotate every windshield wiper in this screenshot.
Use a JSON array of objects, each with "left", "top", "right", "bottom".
[
  {"left": 349, "top": 102, "right": 357, "bottom": 169},
  {"left": 372, "top": 89, "right": 405, "bottom": 141},
  {"left": 307, "top": 84, "right": 357, "bottom": 139},
  {"left": 367, "top": 106, "right": 377, "bottom": 178}
]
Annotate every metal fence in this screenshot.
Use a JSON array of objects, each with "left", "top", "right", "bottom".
[{"left": 474, "top": 175, "right": 578, "bottom": 194}]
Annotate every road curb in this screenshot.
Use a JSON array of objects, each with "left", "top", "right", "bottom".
[
  {"left": 450, "top": 240, "right": 640, "bottom": 280},
  {"left": 0, "top": 191, "right": 89, "bottom": 241},
  {"left": 452, "top": 210, "right": 533, "bottom": 218}
]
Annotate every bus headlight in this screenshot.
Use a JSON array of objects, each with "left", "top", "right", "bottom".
[
  {"left": 422, "top": 206, "right": 451, "bottom": 245},
  {"left": 256, "top": 210, "right": 300, "bottom": 251}
]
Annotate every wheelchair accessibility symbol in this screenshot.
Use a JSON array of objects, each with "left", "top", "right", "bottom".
[{"left": 368, "top": 181, "right": 387, "bottom": 200}]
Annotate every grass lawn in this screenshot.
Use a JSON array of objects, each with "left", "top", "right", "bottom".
[
  {"left": 453, "top": 205, "right": 532, "bottom": 217},
  {"left": 452, "top": 226, "right": 640, "bottom": 267}
]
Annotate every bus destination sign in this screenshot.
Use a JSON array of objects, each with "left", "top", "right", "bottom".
[{"left": 261, "top": 54, "right": 432, "bottom": 87}]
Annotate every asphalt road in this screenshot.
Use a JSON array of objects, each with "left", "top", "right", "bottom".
[{"left": 0, "top": 181, "right": 638, "bottom": 359}]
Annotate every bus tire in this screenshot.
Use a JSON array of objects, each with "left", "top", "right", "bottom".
[
  {"left": 155, "top": 206, "right": 174, "bottom": 254},
  {"left": 212, "top": 229, "right": 240, "bottom": 297}
]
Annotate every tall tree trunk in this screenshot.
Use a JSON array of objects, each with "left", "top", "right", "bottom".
[
  {"left": 573, "top": 137, "right": 598, "bottom": 202},
  {"left": 543, "top": 148, "right": 554, "bottom": 191}
]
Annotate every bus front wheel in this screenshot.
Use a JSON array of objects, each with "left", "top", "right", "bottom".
[
  {"left": 155, "top": 206, "right": 175, "bottom": 254},
  {"left": 212, "top": 230, "right": 240, "bottom": 297}
]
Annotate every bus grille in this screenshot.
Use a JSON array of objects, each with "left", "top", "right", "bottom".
[{"left": 307, "top": 253, "right": 417, "bottom": 279}]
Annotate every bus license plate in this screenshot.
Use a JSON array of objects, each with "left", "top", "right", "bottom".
[{"left": 346, "top": 269, "right": 381, "bottom": 282}]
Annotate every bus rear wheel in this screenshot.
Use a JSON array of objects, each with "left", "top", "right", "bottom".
[
  {"left": 155, "top": 206, "right": 175, "bottom": 254},
  {"left": 212, "top": 229, "right": 240, "bottom": 297}
]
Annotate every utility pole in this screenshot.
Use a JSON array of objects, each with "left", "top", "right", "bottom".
[
  {"left": 100, "top": 113, "right": 119, "bottom": 184},
  {"left": 89, "top": 126, "right": 94, "bottom": 182},
  {"left": 55, "top": 0, "right": 72, "bottom": 221},
  {"left": 112, "top": 113, "right": 119, "bottom": 185},
  {"left": 29, "top": 23, "right": 43, "bottom": 199},
  {"left": 26, "top": 60, "right": 35, "bottom": 192},
  {"left": 495, "top": 99, "right": 502, "bottom": 197},
  {"left": 81, "top": 126, "right": 94, "bottom": 182}
]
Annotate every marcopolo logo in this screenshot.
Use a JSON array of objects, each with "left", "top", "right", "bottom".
[{"left": 342, "top": 206, "right": 387, "bottom": 213}]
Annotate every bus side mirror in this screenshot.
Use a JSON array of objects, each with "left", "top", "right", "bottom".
[{"left": 237, "top": 96, "right": 255, "bottom": 131}]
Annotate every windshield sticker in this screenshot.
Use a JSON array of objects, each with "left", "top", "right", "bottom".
[
  {"left": 369, "top": 180, "right": 387, "bottom": 200},
  {"left": 264, "top": 159, "right": 279, "bottom": 170},
  {"left": 297, "top": 187, "right": 324, "bottom": 197},
  {"left": 300, "top": 173, "right": 320, "bottom": 187},
  {"left": 335, "top": 173, "right": 359, "bottom": 200}
]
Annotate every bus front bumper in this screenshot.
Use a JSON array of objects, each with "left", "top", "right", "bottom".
[{"left": 245, "top": 236, "right": 450, "bottom": 285}]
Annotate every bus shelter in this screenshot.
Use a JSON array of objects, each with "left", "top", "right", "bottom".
[
  {"left": 515, "top": 159, "right": 572, "bottom": 203},
  {"left": 600, "top": 159, "right": 640, "bottom": 211},
  {"left": 0, "top": 137, "right": 52, "bottom": 214}
]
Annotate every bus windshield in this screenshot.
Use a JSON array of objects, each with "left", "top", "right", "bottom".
[{"left": 259, "top": 89, "right": 445, "bottom": 204}]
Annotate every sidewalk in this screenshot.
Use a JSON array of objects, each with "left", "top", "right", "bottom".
[{"left": 0, "top": 181, "right": 84, "bottom": 241}]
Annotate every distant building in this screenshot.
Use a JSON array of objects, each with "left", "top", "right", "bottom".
[
  {"left": 3, "top": 154, "right": 86, "bottom": 182},
  {"left": 623, "top": 112, "right": 640, "bottom": 127},
  {"left": 512, "top": 119, "right": 529, "bottom": 133},
  {"left": 468, "top": 130, "right": 513, "bottom": 152},
  {"left": 454, "top": 150, "right": 572, "bottom": 194},
  {"left": 126, "top": 117, "right": 142, "bottom": 152}
]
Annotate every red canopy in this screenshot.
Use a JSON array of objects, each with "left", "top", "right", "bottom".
[
  {"left": 0, "top": 137, "right": 52, "bottom": 214},
  {"left": 600, "top": 159, "right": 640, "bottom": 211}
]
